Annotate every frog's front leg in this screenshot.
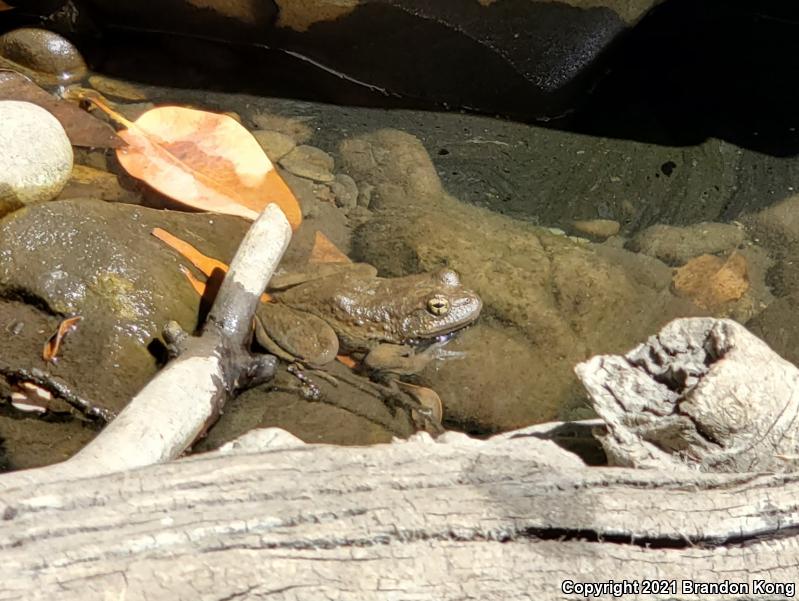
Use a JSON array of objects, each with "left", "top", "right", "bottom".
[{"left": 362, "top": 342, "right": 443, "bottom": 376}]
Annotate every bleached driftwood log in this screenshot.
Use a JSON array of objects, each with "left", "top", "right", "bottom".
[
  {"left": 576, "top": 317, "right": 799, "bottom": 472},
  {"left": 0, "top": 205, "right": 291, "bottom": 490},
  {"left": 1, "top": 427, "right": 798, "bottom": 600}
]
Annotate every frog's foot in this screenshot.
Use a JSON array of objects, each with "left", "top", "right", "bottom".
[
  {"left": 286, "top": 363, "right": 322, "bottom": 400},
  {"left": 396, "top": 381, "right": 443, "bottom": 425}
]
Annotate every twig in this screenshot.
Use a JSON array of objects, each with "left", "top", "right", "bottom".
[{"left": 0, "top": 361, "right": 114, "bottom": 422}]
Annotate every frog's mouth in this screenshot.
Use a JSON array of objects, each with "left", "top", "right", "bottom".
[{"left": 407, "top": 322, "right": 475, "bottom": 351}]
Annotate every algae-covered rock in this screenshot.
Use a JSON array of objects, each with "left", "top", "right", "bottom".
[
  {"left": 0, "top": 199, "right": 249, "bottom": 416},
  {"left": 341, "top": 129, "right": 700, "bottom": 430}
]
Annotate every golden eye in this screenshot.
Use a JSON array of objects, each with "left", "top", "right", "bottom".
[{"left": 426, "top": 296, "right": 450, "bottom": 316}]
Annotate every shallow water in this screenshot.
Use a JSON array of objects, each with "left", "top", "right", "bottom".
[{"left": 3, "top": 10, "right": 799, "bottom": 468}]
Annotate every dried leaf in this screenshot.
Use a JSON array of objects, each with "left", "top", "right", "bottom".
[
  {"left": 10, "top": 382, "right": 52, "bottom": 413},
  {"left": 309, "top": 231, "right": 351, "bottom": 264},
  {"left": 78, "top": 90, "right": 302, "bottom": 226},
  {"left": 43, "top": 315, "right": 82, "bottom": 363},
  {"left": 152, "top": 228, "right": 272, "bottom": 302},
  {"left": 335, "top": 354, "right": 358, "bottom": 369},
  {"left": 0, "top": 71, "right": 123, "bottom": 148}
]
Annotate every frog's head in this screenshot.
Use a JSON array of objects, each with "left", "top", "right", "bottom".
[{"left": 398, "top": 268, "right": 482, "bottom": 342}]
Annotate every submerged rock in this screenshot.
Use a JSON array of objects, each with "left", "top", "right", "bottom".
[
  {"left": 0, "top": 101, "right": 72, "bottom": 205},
  {"left": 628, "top": 221, "right": 746, "bottom": 265},
  {"left": 279, "top": 144, "right": 335, "bottom": 182},
  {"left": 251, "top": 129, "right": 296, "bottom": 161}
]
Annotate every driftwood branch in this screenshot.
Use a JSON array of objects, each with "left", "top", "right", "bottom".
[
  {"left": 0, "top": 428, "right": 798, "bottom": 600},
  {"left": 576, "top": 317, "right": 799, "bottom": 472},
  {"left": 0, "top": 205, "right": 291, "bottom": 489}
]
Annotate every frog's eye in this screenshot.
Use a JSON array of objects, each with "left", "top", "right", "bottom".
[{"left": 426, "top": 296, "right": 450, "bottom": 316}]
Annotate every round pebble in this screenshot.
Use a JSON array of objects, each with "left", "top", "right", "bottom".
[
  {"left": 572, "top": 218, "right": 620, "bottom": 240},
  {"left": 252, "top": 129, "right": 297, "bottom": 162},
  {"left": 279, "top": 144, "right": 335, "bottom": 182},
  {"left": 330, "top": 173, "right": 358, "bottom": 210},
  {"left": 0, "top": 101, "right": 73, "bottom": 205}
]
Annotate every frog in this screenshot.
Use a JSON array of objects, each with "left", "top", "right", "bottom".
[
  {"left": 151, "top": 227, "right": 482, "bottom": 375},
  {"left": 256, "top": 261, "right": 482, "bottom": 374}
]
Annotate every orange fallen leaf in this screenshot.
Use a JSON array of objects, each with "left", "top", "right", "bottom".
[
  {"left": 336, "top": 354, "right": 358, "bottom": 369},
  {"left": 43, "top": 315, "right": 83, "bottom": 363},
  {"left": 153, "top": 228, "right": 272, "bottom": 302},
  {"left": 309, "top": 231, "right": 351, "bottom": 264},
  {"left": 73, "top": 89, "right": 302, "bottom": 227}
]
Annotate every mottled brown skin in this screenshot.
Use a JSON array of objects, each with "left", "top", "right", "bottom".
[{"left": 255, "top": 263, "right": 482, "bottom": 373}]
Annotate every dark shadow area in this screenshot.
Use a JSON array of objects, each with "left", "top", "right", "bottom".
[
  {"left": 569, "top": 0, "right": 799, "bottom": 156},
  {"left": 4, "top": 0, "right": 799, "bottom": 157}
]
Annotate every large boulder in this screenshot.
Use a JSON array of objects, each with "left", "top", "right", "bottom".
[{"left": 21, "top": 0, "right": 662, "bottom": 119}]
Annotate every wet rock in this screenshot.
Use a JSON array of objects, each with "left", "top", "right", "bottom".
[
  {"left": 330, "top": 173, "right": 358, "bottom": 211},
  {"left": 251, "top": 129, "right": 296, "bottom": 161},
  {"left": 341, "top": 129, "right": 699, "bottom": 430},
  {"left": 279, "top": 144, "right": 335, "bottom": 182},
  {"left": 571, "top": 218, "right": 620, "bottom": 240},
  {"left": 38, "top": 0, "right": 660, "bottom": 118},
  {"left": 0, "top": 199, "right": 249, "bottom": 416},
  {"left": 628, "top": 222, "right": 745, "bottom": 265},
  {"left": 0, "top": 28, "right": 87, "bottom": 87},
  {"left": 0, "top": 101, "right": 72, "bottom": 204},
  {"left": 268, "top": 0, "right": 658, "bottom": 118}
]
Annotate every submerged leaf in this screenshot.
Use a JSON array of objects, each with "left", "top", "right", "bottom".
[
  {"left": 309, "top": 231, "right": 351, "bottom": 264},
  {"left": 43, "top": 315, "right": 83, "bottom": 363},
  {"left": 77, "top": 90, "right": 302, "bottom": 226},
  {"left": 152, "top": 227, "right": 272, "bottom": 302},
  {"left": 0, "top": 71, "right": 123, "bottom": 147}
]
